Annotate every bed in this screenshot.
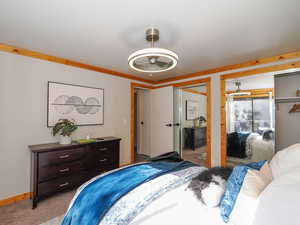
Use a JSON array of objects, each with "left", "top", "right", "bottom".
[
  {"left": 44, "top": 143, "right": 300, "bottom": 225},
  {"left": 44, "top": 160, "right": 231, "bottom": 225},
  {"left": 227, "top": 131, "right": 275, "bottom": 165}
]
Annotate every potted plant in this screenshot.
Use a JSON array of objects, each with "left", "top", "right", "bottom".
[{"left": 52, "top": 119, "right": 78, "bottom": 145}]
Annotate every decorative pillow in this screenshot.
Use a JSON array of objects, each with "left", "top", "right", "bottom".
[
  {"left": 219, "top": 160, "right": 266, "bottom": 223},
  {"left": 230, "top": 162, "right": 273, "bottom": 225},
  {"left": 188, "top": 167, "right": 232, "bottom": 207},
  {"left": 253, "top": 167, "right": 300, "bottom": 225},
  {"left": 270, "top": 143, "right": 300, "bottom": 178}
]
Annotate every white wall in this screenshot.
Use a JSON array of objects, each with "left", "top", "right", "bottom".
[
  {"left": 181, "top": 91, "right": 207, "bottom": 128},
  {"left": 1, "top": 51, "right": 299, "bottom": 200},
  {"left": 0, "top": 52, "right": 136, "bottom": 200}
]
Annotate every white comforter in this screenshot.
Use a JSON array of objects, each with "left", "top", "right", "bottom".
[
  {"left": 43, "top": 182, "right": 230, "bottom": 225},
  {"left": 131, "top": 182, "right": 231, "bottom": 225}
]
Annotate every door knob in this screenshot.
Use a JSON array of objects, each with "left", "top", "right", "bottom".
[
  {"left": 173, "top": 123, "right": 180, "bottom": 126},
  {"left": 165, "top": 123, "right": 173, "bottom": 127}
]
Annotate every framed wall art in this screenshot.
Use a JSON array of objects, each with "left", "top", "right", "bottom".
[
  {"left": 47, "top": 82, "right": 104, "bottom": 127},
  {"left": 186, "top": 100, "right": 200, "bottom": 120}
]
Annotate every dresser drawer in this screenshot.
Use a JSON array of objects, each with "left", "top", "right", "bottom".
[
  {"left": 38, "top": 161, "right": 83, "bottom": 182},
  {"left": 38, "top": 174, "right": 83, "bottom": 196},
  {"left": 94, "top": 149, "right": 114, "bottom": 164},
  {"left": 38, "top": 147, "right": 85, "bottom": 167},
  {"left": 93, "top": 142, "right": 115, "bottom": 153}
]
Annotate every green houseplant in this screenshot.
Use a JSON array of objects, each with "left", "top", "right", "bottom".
[{"left": 52, "top": 119, "right": 78, "bottom": 145}]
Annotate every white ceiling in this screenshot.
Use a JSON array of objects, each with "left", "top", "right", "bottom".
[
  {"left": 1, "top": 0, "right": 300, "bottom": 81},
  {"left": 226, "top": 73, "right": 275, "bottom": 90}
]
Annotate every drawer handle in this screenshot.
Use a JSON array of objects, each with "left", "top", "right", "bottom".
[
  {"left": 59, "top": 154, "right": 70, "bottom": 159},
  {"left": 59, "top": 168, "right": 70, "bottom": 173},
  {"left": 98, "top": 148, "right": 108, "bottom": 151},
  {"left": 59, "top": 182, "right": 69, "bottom": 187},
  {"left": 99, "top": 158, "right": 107, "bottom": 162}
]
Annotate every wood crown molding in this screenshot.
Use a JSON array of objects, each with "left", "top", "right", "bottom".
[
  {"left": 226, "top": 88, "right": 274, "bottom": 99},
  {"left": 232, "top": 94, "right": 271, "bottom": 99},
  {"left": 220, "top": 61, "right": 300, "bottom": 80},
  {"left": 156, "top": 50, "right": 300, "bottom": 84},
  {"left": 226, "top": 88, "right": 273, "bottom": 94},
  {"left": 0, "top": 43, "right": 157, "bottom": 85},
  {"left": 1, "top": 43, "right": 299, "bottom": 86},
  {"left": 0, "top": 192, "right": 32, "bottom": 207},
  {"left": 182, "top": 89, "right": 207, "bottom": 96}
]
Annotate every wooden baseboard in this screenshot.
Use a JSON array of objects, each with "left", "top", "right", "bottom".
[{"left": 0, "top": 192, "right": 32, "bottom": 207}]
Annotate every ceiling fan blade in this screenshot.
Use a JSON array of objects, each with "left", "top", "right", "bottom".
[
  {"left": 155, "top": 60, "right": 172, "bottom": 68},
  {"left": 133, "top": 62, "right": 154, "bottom": 70}
]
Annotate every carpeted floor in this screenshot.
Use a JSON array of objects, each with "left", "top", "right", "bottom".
[
  {"left": 0, "top": 151, "right": 202, "bottom": 225},
  {"left": 182, "top": 146, "right": 206, "bottom": 166},
  {"left": 0, "top": 190, "right": 75, "bottom": 225}
]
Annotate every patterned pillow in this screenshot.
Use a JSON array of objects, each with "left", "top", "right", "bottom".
[
  {"left": 219, "top": 160, "right": 266, "bottom": 222},
  {"left": 230, "top": 162, "right": 273, "bottom": 225}
]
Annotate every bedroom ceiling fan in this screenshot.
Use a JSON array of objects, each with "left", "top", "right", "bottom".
[
  {"left": 228, "top": 81, "right": 251, "bottom": 96},
  {"left": 128, "top": 28, "right": 179, "bottom": 73}
]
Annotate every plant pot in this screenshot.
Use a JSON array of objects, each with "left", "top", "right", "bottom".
[{"left": 59, "top": 135, "right": 72, "bottom": 145}]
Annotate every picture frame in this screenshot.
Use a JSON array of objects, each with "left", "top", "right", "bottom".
[
  {"left": 186, "top": 100, "right": 200, "bottom": 120},
  {"left": 47, "top": 81, "right": 104, "bottom": 127}
]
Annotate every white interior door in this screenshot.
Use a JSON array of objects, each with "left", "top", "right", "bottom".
[{"left": 150, "top": 86, "right": 174, "bottom": 157}]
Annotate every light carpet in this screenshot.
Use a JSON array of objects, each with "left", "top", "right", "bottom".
[{"left": 0, "top": 190, "right": 75, "bottom": 225}]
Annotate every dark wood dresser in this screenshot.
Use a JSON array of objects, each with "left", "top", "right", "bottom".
[
  {"left": 183, "top": 127, "right": 207, "bottom": 150},
  {"left": 29, "top": 136, "right": 121, "bottom": 208}
]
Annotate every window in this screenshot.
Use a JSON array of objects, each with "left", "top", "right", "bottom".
[
  {"left": 231, "top": 97, "right": 273, "bottom": 133},
  {"left": 232, "top": 99, "right": 252, "bottom": 132}
]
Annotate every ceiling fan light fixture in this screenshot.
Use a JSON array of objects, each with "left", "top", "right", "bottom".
[
  {"left": 128, "top": 28, "right": 179, "bottom": 73},
  {"left": 128, "top": 47, "right": 178, "bottom": 73},
  {"left": 228, "top": 81, "right": 251, "bottom": 96}
]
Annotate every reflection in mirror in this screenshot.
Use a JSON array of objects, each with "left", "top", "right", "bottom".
[
  {"left": 225, "top": 74, "right": 275, "bottom": 167},
  {"left": 179, "top": 85, "right": 207, "bottom": 166}
]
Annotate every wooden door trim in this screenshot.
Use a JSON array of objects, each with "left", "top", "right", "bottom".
[
  {"left": 173, "top": 78, "right": 212, "bottom": 168},
  {"left": 219, "top": 60, "right": 300, "bottom": 166},
  {"left": 130, "top": 83, "right": 153, "bottom": 163},
  {"left": 130, "top": 79, "right": 212, "bottom": 167}
]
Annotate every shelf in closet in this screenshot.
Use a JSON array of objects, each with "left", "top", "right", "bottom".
[{"left": 275, "top": 97, "right": 300, "bottom": 103}]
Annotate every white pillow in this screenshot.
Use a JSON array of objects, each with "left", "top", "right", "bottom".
[
  {"left": 230, "top": 162, "right": 273, "bottom": 225},
  {"left": 270, "top": 143, "right": 300, "bottom": 178},
  {"left": 253, "top": 167, "right": 300, "bottom": 225}
]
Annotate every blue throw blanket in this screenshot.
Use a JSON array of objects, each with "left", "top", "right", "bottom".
[{"left": 61, "top": 161, "right": 195, "bottom": 225}]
